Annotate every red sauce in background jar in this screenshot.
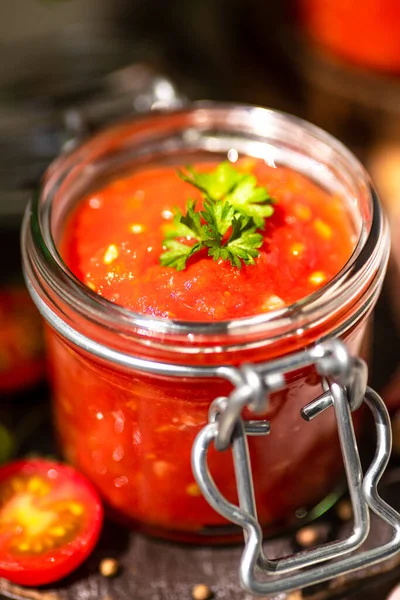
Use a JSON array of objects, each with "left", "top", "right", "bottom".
[
  {"left": 22, "top": 106, "right": 389, "bottom": 542},
  {"left": 0, "top": 287, "right": 45, "bottom": 394},
  {"left": 299, "top": 0, "right": 400, "bottom": 73}
]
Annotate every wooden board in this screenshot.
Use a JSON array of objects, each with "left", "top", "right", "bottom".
[{"left": 2, "top": 492, "right": 400, "bottom": 600}]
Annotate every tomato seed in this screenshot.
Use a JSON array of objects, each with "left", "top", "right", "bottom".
[
  {"left": 296, "top": 526, "right": 319, "bottom": 548},
  {"left": 192, "top": 584, "right": 212, "bottom": 600},
  {"left": 186, "top": 483, "right": 202, "bottom": 497},
  {"left": 27, "top": 477, "right": 49, "bottom": 495},
  {"left": 287, "top": 592, "right": 303, "bottom": 600},
  {"left": 336, "top": 499, "right": 353, "bottom": 522},
  {"left": 68, "top": 502, "right": 84, "bottom": 516},
  {"left": 18, "top": 542, "right": 30, "bottom": 552}
]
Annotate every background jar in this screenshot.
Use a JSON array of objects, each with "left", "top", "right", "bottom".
[{"left": 22, "top": 104, "right": 389, "bottom": 542}]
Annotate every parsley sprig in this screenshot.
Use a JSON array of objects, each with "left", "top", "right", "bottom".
[{"left": 160, "top": 161, "right": 275, "bottom": 271}]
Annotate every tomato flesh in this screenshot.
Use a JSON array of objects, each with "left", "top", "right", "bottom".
[{"left": 0, "top": 460, "right": 103, "bottom": 586}]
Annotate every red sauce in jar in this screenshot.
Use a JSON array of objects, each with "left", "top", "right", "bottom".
[
  {"left": 299, "top": 0, "right": 400, "bottom": 73},
  {"left": 62, "top": 160, "right": 354, "bottom": 320},
  {"left": 53, "top": 159, "right": 362, "bottom": 541}
]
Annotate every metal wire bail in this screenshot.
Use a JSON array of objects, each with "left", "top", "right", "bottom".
[{"left": 191, "top": 340, "right": 400, "bottom": 595}]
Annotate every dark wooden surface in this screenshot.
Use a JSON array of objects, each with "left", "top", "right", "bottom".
[
  {"left": 2, "top": 478, "right": 400, "bottom": 600},
  {"left": 0, "top": 281, "right": 400, "bottom": 600}
]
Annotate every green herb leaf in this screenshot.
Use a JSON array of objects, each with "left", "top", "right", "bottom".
[
  {"left": 160, "top": 239, "right": 203, "bottom": 271},
  {"left": 224, "top": 215, "right": 264, "bottom": 267},
  {"left": 161, "top": 161, "right": 275, "bottom": 270},
  {"left": 180, "top": 200, "right": 204, "bottom": 240},
  {"left": 226, "top": 175, "right": 275, "bottom": 228},
  {"left": 178, "top": 162, "right": 243, "bottom": 200},
  {"left": 201, "top": 199, "right": 235, "bottom": 237},
  {"left": 163, "top": 201, "right": 202, "bottom": 241},
  {"left": 179, "top": 162, "right": 275, "bottom": 227}
]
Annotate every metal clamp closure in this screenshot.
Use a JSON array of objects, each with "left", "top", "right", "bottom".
[{"left": 191, "top": 340, "right": 400, "bottom": 595}]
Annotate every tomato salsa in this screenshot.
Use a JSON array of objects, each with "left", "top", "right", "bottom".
[{"left": 62, "top": 160, "right": 355, "bottom": 321}]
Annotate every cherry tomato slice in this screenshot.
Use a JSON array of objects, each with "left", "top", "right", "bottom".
[{"left": 0, "top": 459, "right": 103, "bottom": 586}]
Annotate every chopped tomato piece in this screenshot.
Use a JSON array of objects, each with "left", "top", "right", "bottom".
[{"left": 0, "top": 459, "right": 103, "bottom": 586}]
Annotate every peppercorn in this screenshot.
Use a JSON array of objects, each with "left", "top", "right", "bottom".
[
  {"left": 296, "top": 527, "right": 319, "bottom": 548},
  {"left": 295, "top": 526, "right": 318, "bottom": 548},
  {"left": 336, "top": 499, "right": 353, "bottom": 522},
  {"left": 192, "top": 583, "right": 212, "bottom": 600},
  {"left": 99, "top": 558, "right": 119, "bottom": 578},
  {"left": 287, "top": 591, "right": 303, "bottom": 600},
  {"left": 387, "top": 583, "right": 400, "bottom": 599}
]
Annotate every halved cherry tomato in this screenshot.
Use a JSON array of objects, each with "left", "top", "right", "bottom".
[{"left": 0, "top": 459, "right": 103, "bottom": 586}]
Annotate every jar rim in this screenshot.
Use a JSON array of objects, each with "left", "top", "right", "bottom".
[{"left": 22, "top": 101, "right": 389, "bottom": 355}]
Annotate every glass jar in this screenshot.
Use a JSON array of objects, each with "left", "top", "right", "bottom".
[
  {"left": 21, "top": 104, "right": 389, "bottom": 543},
  {"left": 298, "top": 0, "right": 400, "bottom": 74}
]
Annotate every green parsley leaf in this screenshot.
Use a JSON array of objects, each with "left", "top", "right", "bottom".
[
  {"left": 160, "top": 161, "right": 275, "bottom": 270},
  {"left": 164, "top": 200, "right": 204, "bottom": 242},
  {"left": 207, "top": 215, "right": 263, "bottom": 269},
  {"left": 226, "top": 175, "right": 275, "bottom": 228},
  {"left": 224, "top": 215, "right": 263, "bottom": 267},
  {"left": 178, "top": 162, "right": 243, "bottom": 200},
  {"left": 160, "top": 239, "right": 202, "bottom": 271},
  {"left": 202, "top": 199, "right": 235, "bottom": 238},
  {"left": 180, "top": 200, "right": 203, "bottom": 239},
  {"left": 179, "top": 162, "right": 275, "bottom": 228}
]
